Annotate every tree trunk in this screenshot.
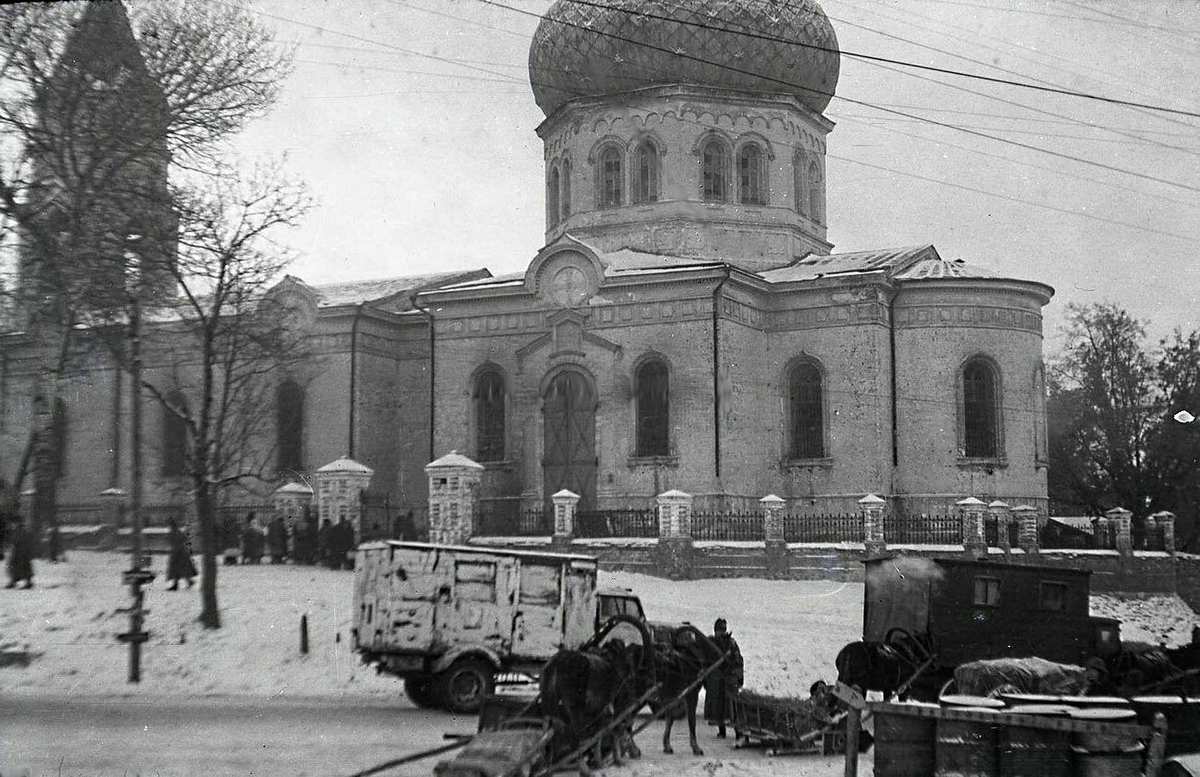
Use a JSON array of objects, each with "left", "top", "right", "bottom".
[{"left": 194, "top": 481, "right": 221, "bottom": 629}]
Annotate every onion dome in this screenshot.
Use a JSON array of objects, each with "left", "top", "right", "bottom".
[{"left": 529, "top": 0, "right": 840, "bottom": 117}]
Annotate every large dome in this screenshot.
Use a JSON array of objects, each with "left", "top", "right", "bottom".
[{"left": 529, "top": 0, "right": 840, "bottom": 118}]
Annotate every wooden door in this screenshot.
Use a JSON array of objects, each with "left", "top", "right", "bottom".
[{"left": 543, "top": 371, "right": 597, "bottom": 511}]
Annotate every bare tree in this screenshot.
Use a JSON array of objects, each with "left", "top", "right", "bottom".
[
  {"left": 93, "top": 169, "right": 311, "bottom": 628},
  {"left": 0, "top": 0, "right": 291, "bottom": 552}
]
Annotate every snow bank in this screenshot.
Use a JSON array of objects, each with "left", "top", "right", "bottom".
[{"left": 1090, "top": 594, "right": 1199, "bottom": 647}]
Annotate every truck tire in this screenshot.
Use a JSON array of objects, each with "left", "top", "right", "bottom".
[
  {"left": 404, "top": 675, "right": 439, "bottom": 709},
  {"left": 436, "top": 658, "right": 495, "bottom": 713}
]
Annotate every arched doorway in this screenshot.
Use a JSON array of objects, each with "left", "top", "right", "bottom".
[{"left": 542, "top": 369, "right": 597, "bottom": 512}]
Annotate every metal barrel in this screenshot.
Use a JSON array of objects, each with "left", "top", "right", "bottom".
[
  {"left": 998, "top": 704, "right": 1074, "bottom": 777},
  {"left": 1068, "top": 707, "right": 1144, "bottom": 777},
  {"left": 874, "top": 703, "right": 938, "bottom": 777},
  {"left": 1132, "top": 696, "right": 1200, "bottom": 756},
  {"left": 935, "top": 706, "right": 1000, "bottom": 777}
]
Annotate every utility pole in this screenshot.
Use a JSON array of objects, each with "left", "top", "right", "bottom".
[{"left": 117, "top": 252, "right": 152, "bottom": 682}]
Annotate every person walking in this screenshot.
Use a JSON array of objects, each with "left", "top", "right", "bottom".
[
  {"left": 703, "top": 617, "right": 744, "bottom": 739},
  {"left": 5, "top": 518, "right": 34, "bottom": 589},
  {"left": 267, "top": 516, "right": 288, "bottom": 564},
  {"left": 165, "top": 518, "right": 197, "bottom": 590}
]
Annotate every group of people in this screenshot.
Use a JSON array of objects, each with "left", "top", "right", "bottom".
[{"left": 217, "top": 514, "right": 360, "bottom": 570}]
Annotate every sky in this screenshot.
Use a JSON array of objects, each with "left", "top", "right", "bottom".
[{"left": 229, "top": 0, "right": 1200, "bottom": 349}]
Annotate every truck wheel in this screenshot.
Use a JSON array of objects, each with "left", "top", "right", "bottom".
[
  {"left": 404, "top": 675, "right": 439, "bottom": 709},
  {"left": 436, "top": 658, "right": 494, "bottom": 713}
]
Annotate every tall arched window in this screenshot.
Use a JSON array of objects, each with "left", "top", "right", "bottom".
[
  {"left": 277, "top": 380, "right": 304, "bottom": 473},
  {"left": 560, "top": 158, "right": 572, "bottom": 220},
  {"left": 548, "top": 166, "right": 561, "bottom": 227},
  {"left": 633, "top": 141, "right": 659, "bottom": 204},
  {"left": 808, "top": 161, "right": 823, "bottom": 223},
  {"left": 738, "top": 143, "right": 766, "bottom": 205},
  {"left": 635, "top": 360, "right": 669, "bottom": 457},
  {"left": 162, "top": 391, "right": 188, "bottom": 476},
  {"left": 598, "top": 146, "right": 623, "bottom": 208},
  {"left": 475, "top": 369, "right": 506, "bottom": 462},
  {"left": 963, "top": 359, "right": 1000, "bottom": 458},
  {"left": 701, "top": 139, "right": 728, "bottom": 202},
  {"left": 788, "top": 362, "right": 824, "bottom": 459},
  {"left": 1033, "top": 364, "right": 1048, "bottom": 465}
]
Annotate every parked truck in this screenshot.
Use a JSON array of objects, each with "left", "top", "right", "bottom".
[{"left": 351, "top": 541, "right": 650, "bottom": 712}]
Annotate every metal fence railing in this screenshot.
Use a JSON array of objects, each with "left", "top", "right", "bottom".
[
  {"left": 883, "top": 512, "right": 964, "bottom": 545},
  {"left": 983, "top": 515, "right": 1021, "bottom": 548},
  {"left": 575, "top": 508, "right": 658, "bottom": 538},
  {"left": 691, "top": 511, "right": 765, "bottom": 541},
  {"left": 782, "top": 512, "right": 864, "bottom": 543},
  {"left": 473, "top": 502, "right": 550, "bottom": 537}
]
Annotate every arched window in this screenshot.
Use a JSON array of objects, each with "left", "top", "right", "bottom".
[
  {"left": 738, "top": 143, "right": 766, "bottom": 205},
  {"left": 162, "top": 391, "right": 188, "bottom": 477},
  {"left": 635, "top": 360, "right": 669, "bottom": 457},
  {"left": 548, "top": 166, "right": 561, "bottom": 227},
  {"left": 475, "top": 369, "right": 506, "bottom": 462},
  {"left": 963, "top": 359, "right": 1000, "bottom": 458},
  {"left": 788, "top": 362, "right": 824, "bottom": 459},
  {"left": 277, "top": 380, "right": 304, "bottom": 473},
  {"left": 560, "top": 158, "right": 572, "bottom": 221},
  {"left": 808, "top": 161, "right": 823, "bottom": 223},
  {"left": 1033, "top": 364, "right": 1048, "bottom": 465},
  {"left": 701, "top": 139, "right": 728, "bottom": 202},
  {"left": 598, "top": 146, "right": 623, "bottom": 208},
  {"left": 632, "top": 141, "right": 659, "bottom": 204}
]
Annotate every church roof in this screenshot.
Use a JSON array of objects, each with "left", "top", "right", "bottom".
[
  {"left": 311, "top": 270, "right": 489, "bottom": 308},
  {"left": 759, "top": 245, "right": 1011, "bottom": 285}
]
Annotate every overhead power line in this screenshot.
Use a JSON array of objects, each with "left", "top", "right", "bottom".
[{"left": 548, "top": 0, "right": 1200, "bottom": 120}]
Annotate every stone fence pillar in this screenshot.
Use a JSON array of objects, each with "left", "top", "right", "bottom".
[
  {"left": 425, "top": 451, "right": 483, "bottom": 546},
  {"left": 1012, "top": 505, "right": 1039, "bottom": 554},
  {"left": 1107, "top": 507, "right": 1133, "bottom": 555},
  {"left": 958, "top": 497, "right": 987, "bottom": 558},
  {"left": 315, "top": 456, "right": 374, "bottom": 539},
  {"left": 273, "top": 482, "right": 314, "bottom": 531},
  {"left": 761, "top": 494, "right": 788, "bottom": 579},
  {"left": 551, "top": 489, "right": 579, "bottom": 539},
  {"left": 988, "top": 500, "right": 1011, "bottom": 553},
  {"left": 859, "top": 494, "right": 886, "bottom": 555},
  {"left": 1151, "top": 511, "right": 1176, "bottom": 553},
  {"left": 655, "top": 490, "right": 694, "bottom": 580}
]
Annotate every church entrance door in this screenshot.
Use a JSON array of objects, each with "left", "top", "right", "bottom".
[{"left": 542, "top": 370, "right": 597, "bottom": 512}]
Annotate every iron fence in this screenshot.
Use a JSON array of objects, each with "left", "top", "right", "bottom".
[
  {"left": 983, "top": 515, "right": 1021, "bottom": 548},
  {"left": 782, "top": 512, "right": 863, "bottom": 543},
  {"left": 473, "top": 501, "right": 550, "bottom": 536},
  {"left": 1134, "top": 520, "right": 1167, "bottom": 552},
  {"left": 883, "top": 512, "right": 964, "bottom": 545},
  {"left": 576, "top": 508, "right": 658, "bottom": 538},
  {"left": 691, "top": 511, "right": 765, "bottom": 541}
]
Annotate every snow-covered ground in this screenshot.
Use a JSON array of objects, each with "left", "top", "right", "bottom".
[{"left": 3, "top": 552, "right": 1198, "bottom": 700}]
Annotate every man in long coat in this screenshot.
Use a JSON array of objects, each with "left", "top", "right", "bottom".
[
  {"left": 165, "top": 518, "right": 197, "bottom": 590},
  {"left": 5, "top": 519, "right": 34, "bottom": 589},
  {"left": 317, "top": 519, "right": 334, "bottom": 568},
  {"left": 703, "top": 617, "right": 744, "bottom": 739},
  {"left": 266, "top": 516, "right": 288, "bottom": 564}
]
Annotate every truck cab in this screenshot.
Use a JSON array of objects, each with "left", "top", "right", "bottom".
[{"left": 597, "top": 586, "right": 646, "bottom": 627}]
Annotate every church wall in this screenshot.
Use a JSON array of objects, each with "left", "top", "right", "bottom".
[{"left": 892, "top": 283, "right": 1049, "bottom": 514}]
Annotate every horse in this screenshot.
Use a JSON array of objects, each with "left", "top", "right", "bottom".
[
  {"left": 654, "top": 625, "right": 726, "bottom": 756},
  {"left": 835, "top": 640, "right": 909, "bottom": 701}
]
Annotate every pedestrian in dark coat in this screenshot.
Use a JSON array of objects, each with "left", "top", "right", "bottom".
[
  {"left": 5, "top": 520, "right": 34, "bottom": 589},
  {"left": 290, "top": 520, "right": 309, "bottom": 565},
  {"left": 337, "top": 518, "right": 358, "bottom": 570},
  {"left": 317, "top": 519, "right": 334, "bottom": 568},
  {"left": 165, "top": 518, "right": 197, "bottom": 590},
  {"left": 241, "top": 513, "right": 264, "bottom": 564},
  {"left": 703, "top": 617, "right": 744, "bottom": 738},
  {"left": 267, "top": 516, "right": 288, "bottom": 564}
]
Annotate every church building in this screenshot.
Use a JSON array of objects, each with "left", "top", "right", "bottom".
[{"left": 0, "top": 0, "right": 1053, "bottom": 531}]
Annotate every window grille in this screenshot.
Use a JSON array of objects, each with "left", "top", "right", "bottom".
[
  {"left": 560, "top": 158, "right": 572, "bottom": 220},
  {"left": 633, "top": 142, "right": 658, "bottom": 204},
  {"left": 548, "top": 166, "right": 561, "bottom": 226},
  {"left": 475, "top": 369, "right": 505, "bottom": 462},
  {"left": 739, "top": 143, "right": 765, "bottom": 205},
  {"left": 702, "top": 140, "right": 728, "bottom": 202},
  {"left": 635, "top": 360, "right": 669, "bottom": 457},
  {"left": 963, "top": 360, "right": 999, "bottom": 457},
  {"left": 599, "top": 146, "right": 622, "bottom": 208},
  {"left": 788, "top": 363, "right": 824, "bottom": 459},
  {"left": 808, "top": 161, "right": 823, "bottom": 223}
]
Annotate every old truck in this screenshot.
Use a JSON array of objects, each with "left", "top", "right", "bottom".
[{"left": 351, "top": 541, "right": 649, "bottom": 712}]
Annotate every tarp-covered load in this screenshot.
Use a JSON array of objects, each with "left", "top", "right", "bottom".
[{"left": 954, "top": 657, "right": 1088, "bottom": 697}]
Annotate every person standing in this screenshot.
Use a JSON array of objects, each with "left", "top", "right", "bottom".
[
  {"left": 241, "top": 513, "right": 264, "bottom": 564},
  {"left": 165, "top": 517, "right": 197, "bottom": 590},
  {"left": 703, "top": 617, "right": 744, "bottom": 739},
  {"left": 267, "top": 516, "right": 287, "bottom": 564},
  {"left": 335, "top": 517, "right": 356, "bottom": 570},
  {"left": 317, "top": 519, "right": 334, "bottom": 569},
  {"left": 5, "top": 518, "right": 34, "bottom": 589}
]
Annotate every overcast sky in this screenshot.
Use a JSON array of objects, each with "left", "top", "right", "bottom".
[{"left": 233, "top": 0, "right": 1200, "bottom": 348}]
